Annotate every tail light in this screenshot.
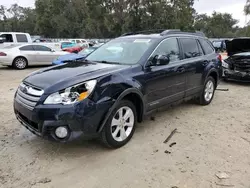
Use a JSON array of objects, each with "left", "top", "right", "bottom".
[
  {"left": 0, "top": 52, "right": 7, "bottom": 56},
  {"left": 218, "top": 54, "right": 222, "bottom": 61}
]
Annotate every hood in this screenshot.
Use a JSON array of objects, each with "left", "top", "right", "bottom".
[
  {"left": 226, "top": 38, "right": 250, "bottom": 56},
  {"left": 57, "top": 53, "right": 85, "bottom": 61},
  {"left": 24, "top": 61, "right": 128, "bottom": 94}
]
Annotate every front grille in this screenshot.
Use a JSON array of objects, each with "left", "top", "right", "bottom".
[
  {"left": 15, "top": 83, "right": 44, "bottom": 110},
  {"left": 234, "top": 60, "right": 250, "bottom": 71}
]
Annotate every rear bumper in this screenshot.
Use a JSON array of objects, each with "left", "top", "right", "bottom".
[
  {"left": 14, "top": 96, "right": 114, "bottom": 142},
  {"left": 223, "top": 68, "right": 250, "bottom": 82},
  {"left": 0, "top": 57, "right": 12, "bottom": 66}
]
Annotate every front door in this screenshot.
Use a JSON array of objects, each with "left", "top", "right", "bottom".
[{"left": 143, "top": 37, "right": 187, "bottom": 111}]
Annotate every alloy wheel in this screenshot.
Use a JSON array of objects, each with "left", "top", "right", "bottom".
[
  {"left": 204, "top": 80, "right": 214, "bottom": 102},
  {"left": 15, "top": 58, "right": 27, "bottom": 69},
  {"left": 110, "top": 106, "right": 135, "bottom": 142}
]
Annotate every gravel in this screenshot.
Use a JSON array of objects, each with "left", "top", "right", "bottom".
[{"left": 0, "top": 66, "right": 250, "bottom": 188}]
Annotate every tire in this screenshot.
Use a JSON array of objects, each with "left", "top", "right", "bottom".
[
  {"left": 13, "top": 57, "right": 28, "bottom": 70},
  {"left": 199, "top": 76, "right": 216, "bottom": 105},
  {"left": 100, "top": 100, "right": 137, "bottom": 148},
  {"left": 223, "top": 77, "right": 228, "bottom": 82}
]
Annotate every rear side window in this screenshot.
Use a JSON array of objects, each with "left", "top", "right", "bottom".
[
  {"left": 180, "top": 38, "right": 202, "bottom": 59},
  {"left": 16, "top": 34, "right": 28, "bottom": 42},
  {"left": 19, "top": 45, "right": 34, "bottom": 51},
  {"left": 200, "top": 39, "right": 214, "bottom": 54},
  {"left": 76, "top": 40, "right": 81, "bottom": 43},
  {"left": 33, "top": 45, "right": 51, "bottom": 51}
]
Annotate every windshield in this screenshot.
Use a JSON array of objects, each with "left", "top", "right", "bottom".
[
  {"left": 86, "top": 38, "right": 154, "bottom": 64},
  {"left": 79, "top": 47, "right": 97, "bottom": 55}
]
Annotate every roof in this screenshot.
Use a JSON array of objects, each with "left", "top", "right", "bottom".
[
  {"left": 119, "top": 29, "right": 206, "bottom": 39},
  {"left": 0, "top": 32, "right": 30, "bottom": 35}
]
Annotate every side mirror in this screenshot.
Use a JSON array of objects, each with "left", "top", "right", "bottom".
[
  {"left": 149, "top": 55, "right": 170, "bottom": 67},
  {"left": 51, "top": 49, "right": 55, "bottom": 52}
]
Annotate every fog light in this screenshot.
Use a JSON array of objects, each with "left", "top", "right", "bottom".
[{"left": 55, "top": 126, "right": 68, "bottom": 139}]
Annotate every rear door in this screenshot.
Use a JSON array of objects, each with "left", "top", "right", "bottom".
[
  {"left": 33, "top": 45, "right": 54, "bottom": 65},
  {"left": 19, "top": 45, "right": 37, "bottom": 64},
  {"left": 178, "top": 38, "right": 205, "bottom": 96}
]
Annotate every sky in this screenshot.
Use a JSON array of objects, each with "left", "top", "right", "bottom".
[{"left": 1, "top": 0, "right": 248, "bottom": 27}]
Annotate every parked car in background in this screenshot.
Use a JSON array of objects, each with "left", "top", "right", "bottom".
[
  {"left": 52, "top": 46, "right": 99, "bottom": 65},
  {"left": 62, "top": 46, "right": 83, "bottom": 53},
  {"left": 212, "top": 39, "right": 226, "bottom": 52},
  {"left": 70, "top": 39, "right": 89, "bottom": 48},
  {"left": 33, "top": 38, "right": 53, "bottom": 43},
  {"left": 222, "top": 38, "right": 250, "bottom": 82},
  {"left": 0, "top": 44, "right": 69, "bottom": 69},
  {"left": 0, "top": 32, "right": 33, "bottom": 48},
  {"left": 14, "top": 30, "right": 222, "bottom": 148},
  {"left": 60, "top": 41, "right": 76, "bottom": 49}
]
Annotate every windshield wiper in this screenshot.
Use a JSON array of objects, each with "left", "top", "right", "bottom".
[
  {"left": 97, "top": 60, "right": 123, "bottom": 65},
  {"left": 75, "top": 59, "right": 97, "bottom": 64}
]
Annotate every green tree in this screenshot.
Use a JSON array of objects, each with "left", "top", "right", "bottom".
[{"left": 194, "top": 12, "right": 238, "bottom": 38}]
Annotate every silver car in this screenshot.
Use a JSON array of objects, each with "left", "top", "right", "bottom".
[{"left": 0, "top": 44, "right": 69, "bottom": 69}]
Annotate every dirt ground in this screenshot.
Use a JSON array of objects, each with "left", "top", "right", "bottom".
[{"left": 0, "top": 65, "right": 250, "bottom": 188}]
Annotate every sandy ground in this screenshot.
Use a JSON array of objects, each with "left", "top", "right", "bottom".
[{"left": 0, "top": 65, "right": 250, "bottom": 188}]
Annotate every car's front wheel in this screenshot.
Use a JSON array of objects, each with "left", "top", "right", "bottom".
[
  {"left": 199, "top": 76, "right": 216, "bottom": 105},
  {"left": 100, "top": 100, "right": 137, "bottom": 148}
]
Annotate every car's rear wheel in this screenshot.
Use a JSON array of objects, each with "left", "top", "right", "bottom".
[
  {"left": 13, "top": 57, "right": 28, "bottom": 70},
  {"left": 199, "top": 76, "right": 216, "bottom": 105},
  {"left": 100, "top": 100, "right": 137, "bottom": 148}
]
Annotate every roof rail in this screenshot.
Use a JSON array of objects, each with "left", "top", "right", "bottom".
[
  {"left": 121, "top": 29, "right": 206, "bottom": 37},
  {"left": 160, "top": 30, "right": 205, "bottom": 37},
  {"left": 121, "top": 29, "right": 166, "bottom": 36}
]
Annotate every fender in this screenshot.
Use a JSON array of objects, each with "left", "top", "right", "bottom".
[
  {"left": 203, "top": 67, "right": 219, "bottom": 84},
  {"left": 97, "top": 88, "right": 145, "bottom": 133}
]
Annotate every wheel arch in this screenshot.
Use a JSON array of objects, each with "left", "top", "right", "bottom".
[
  {"left": 12, "top": 56, "right": 29, "bottom": 67},
  {"left": 204, "top": 68, "right": 219, "bottom": 87},
  {"left": 97, "top": 88, "right": 145, "bottom": 133}
]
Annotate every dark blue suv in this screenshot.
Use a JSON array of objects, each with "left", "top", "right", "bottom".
[{"left": 14, "top": 30, "right": 222, "bottom": 148}]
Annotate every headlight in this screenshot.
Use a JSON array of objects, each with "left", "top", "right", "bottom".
[
  {"left": 44, "top": 80, "right": 97, "bottom": 105},
  {"left": 222, "top": 60, "right": 229, "bottom": 69}
]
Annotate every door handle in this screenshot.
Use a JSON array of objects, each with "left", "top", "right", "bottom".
[
  {"left": 202, "top": 60, "right": 209, "bottom": 66},
  {"left": 176, "top": 66, "right": 185, "bottom": 73}
]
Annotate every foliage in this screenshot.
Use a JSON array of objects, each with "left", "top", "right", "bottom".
[
  {"left": 0, "top": 1, "right": 249, "bottom": 38},
  {"left": 194, "top": 12, "right": 238, "bottom": 38},
  {"left": 0, "top": 4, "right": 36, "bottom": 34}
]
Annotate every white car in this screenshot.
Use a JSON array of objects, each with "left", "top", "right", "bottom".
[
  {"left": 0, "top": 44, "right": 69, "bottom": 69},
  {"left": 70, "top": 39, "right": 89, "bottom": 48}
]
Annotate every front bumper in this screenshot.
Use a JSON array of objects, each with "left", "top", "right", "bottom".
[
  {"left": 223, "top": 68, "right": 250, "bottom": 82},
  {"left": 14, "top": 97, "right": 114, "bottom": 142}
]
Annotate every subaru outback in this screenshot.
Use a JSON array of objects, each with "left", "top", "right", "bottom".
[{"left": 14, "top": 30, "right": 222, "bottom": 148}]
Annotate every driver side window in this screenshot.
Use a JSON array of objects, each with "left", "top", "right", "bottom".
[{"left": 151, "top": 38, "right": 180, "bottom": 63}]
